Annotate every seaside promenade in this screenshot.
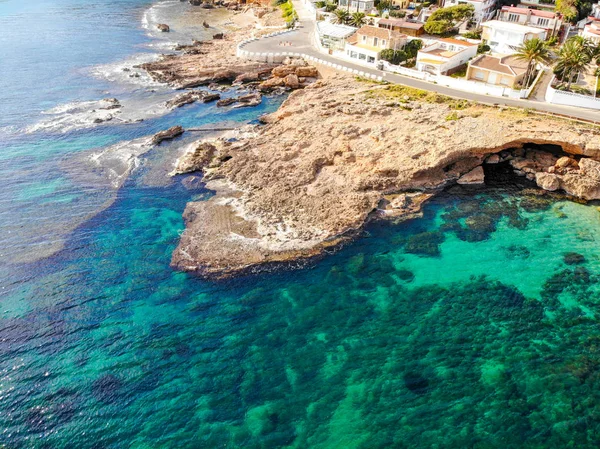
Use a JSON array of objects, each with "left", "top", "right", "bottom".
[{"left": 242, "top": 1, "right": 600, "bottom": 123}]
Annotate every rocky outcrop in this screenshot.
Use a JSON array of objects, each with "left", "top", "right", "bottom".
[
  {"left": 157, "top": 24, "right": 170, "bottom": 32},
  {"left": 152, "top": 126, "right": 184, "bottom": 145},
  {"left": 171, "top": 76, "right": 600, "bottom": 279},
  {"left": 216, "top": 92, "right": 262, "bottom": 108},
  {"left": 174, "top": 142, "right": 219, "bottom": 174},
  {"left": 165, "top": 90, "right": 221, "bottom": 109}
]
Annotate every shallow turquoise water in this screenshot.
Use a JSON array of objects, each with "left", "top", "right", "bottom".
[{"left": 4, "top": 0, "right": 600, "bottom": 448}]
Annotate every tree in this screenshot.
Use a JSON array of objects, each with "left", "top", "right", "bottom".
[
  {"left": 333, "top": 8, "right": 350, "bottom": 23},
  {"left": 512, "top": 38, "right": 552, "bottom": 88},
  {"left": 555, "top": 0, "right": 593, "bottom": 22},
  {"left": 350, "top": 11, "right": 366, "bottom": 26},
  {"left": 404, "top": 39, "right": 423, "bottom": 59},
  {"left": 424, "top": 4, "right": 474, "bottom": 35},
  {"left": 380, "top": 48, "right": 408, "bottom": 65},
  {"left": 554, "top": 38, "right": 592, "bottom": 90}
]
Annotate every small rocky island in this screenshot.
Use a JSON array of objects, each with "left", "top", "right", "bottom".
[{"left": 169, "top": 75, "right": 600, "bottom": 279}]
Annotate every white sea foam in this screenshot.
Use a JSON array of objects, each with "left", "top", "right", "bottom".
[{"left": 89, "top": 53, "right": 163, "bottom": 88}]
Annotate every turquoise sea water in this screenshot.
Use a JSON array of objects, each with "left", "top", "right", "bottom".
[{"left": 4, "top": 1, "right": 600, "bottom": 448}]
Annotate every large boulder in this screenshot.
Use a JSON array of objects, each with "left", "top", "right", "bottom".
[
  {"left": 284, "top": 73, "right": 300, "bottom": 89},
  {"left": 272, "top": 66, "right": 297, "bottom": 77},
  {"left": 535, "top": 172, "right": 560, "bottom": 191},
  {"left": 258, "top": 77, "right": 286, "bottom": 91},
  {"left": 555, "top": 156, "right": 579, "bottom": 170},
  {"left": 157, "top": 24, "right": 170, "bottom": 32},
  {"left": 295, "top": 66, "right": 319, "bottom": 77},
  {"left": 152, "top": 126, "right": 184, "bottom": 144},
  {"left": 457, "top": 166, "right": 485, "bottom": 185}
]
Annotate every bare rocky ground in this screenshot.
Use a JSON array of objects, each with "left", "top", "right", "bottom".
[{"left": 169, "top": 75, "right": 600, "bottom": 279}]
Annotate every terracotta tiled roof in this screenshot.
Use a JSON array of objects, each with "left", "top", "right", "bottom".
[
  {"left": 501, "top": 6, "right": 557, "bottom": 18},
  {"left": 470, "top": 54, "right": 528, "bottom": 76},
  {"left": 440, "top": 37, "right": 477, "bottom": 47},
  {"left": 357, "top": 25, "right": 398, "bottom": 40}
]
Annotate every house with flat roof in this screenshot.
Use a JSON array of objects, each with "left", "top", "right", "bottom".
[
  {"left": 496, "top": 6, "right": 563, "bottom": 37},
  {"left": 466, "top": 54, "right": 528, "bottom": 88},
  {"left": 580, "top": 17, "right": 600, "bottom": 43},
  {"left": 481, "top": 20, "right": 547, "bottom": 54},
  {"left": 442, "top": 0, "right": 497, "bottom": 25},
  {"left": 345, "top": 25, "right": 407, "bottom": 65},
  {"left": 377, "top": 18, "right": 425, "bottom": 36},
  {"left": 338, "top": 0, "right": 375, "bottom": 13},
  {"left": 416, "top": 38, "right": 478, "bottom": 75}
]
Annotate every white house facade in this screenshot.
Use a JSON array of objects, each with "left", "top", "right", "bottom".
[
  {"left": 344, "top": 25, "right": 407, "bottom": 65},
  {"left": 481, "top": 20, "right": 547, "bottom": 54},
  {"left": 338, "top": 0, "right": 375, "bottom": 13},
  {"left": 416, "top": 38, "right": 478, "bottom": 75},
  {"left": 495, "top": 6, "right": 563, "bottom": 38},
  {"left": 581, "top": 18, "right": 600, "bottom": 43}
]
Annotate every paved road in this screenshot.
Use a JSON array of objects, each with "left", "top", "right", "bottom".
[{"left": 243, "top": 1, "right": 600, "bottom": 122}]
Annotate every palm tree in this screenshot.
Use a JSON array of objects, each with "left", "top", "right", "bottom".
[
  {"left": 350, "top": 11, "right": 366, "bottom": 27},
  {"left": 333, "top": 8, "right": 350, "bottom": 24},
  {"left": 555, "top": 39, "right": 591, "bottom": 91},
  {"left": 513, "top": 38, "right": 552, "bottom": 89}
]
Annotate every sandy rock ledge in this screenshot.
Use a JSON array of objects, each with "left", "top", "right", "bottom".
[{"left": 170, "top": 76, "right": 600, "bottom": 279}]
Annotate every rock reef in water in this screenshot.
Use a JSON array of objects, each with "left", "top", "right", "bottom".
[{"left": 171, "top": 76, "right": 600, "bottom": 279}]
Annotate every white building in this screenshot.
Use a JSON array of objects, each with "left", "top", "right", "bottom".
[
  {"left": 481, "top": 20, "right": 547, "bottom": 54},
  {"left": 345, "top": 25, "right": 407, "bottom": 65},
  {"left": 338, "top": 0, "right": 375, "bottom": 13},
  {"left": 581, "top": 17, "right": 600, "bottom": 43},
  {"left": 416, "top": 38, "right": 478, "bottom": 75},
  {"left": 316, "top": 22, "right": 358, "bottom": 51},
  {"left": 496, "top": 6, "right": 563, "bottom": 38},
  {"left": 442, "top": 0, "right": 497, "bottom": 25},
  {"left": 593, "top": 3, "right": 600, "bottom": 19}
]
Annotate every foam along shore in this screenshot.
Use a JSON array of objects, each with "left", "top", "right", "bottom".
[{"left": 170, "top": 75, "right": 600, "bottom": 279}]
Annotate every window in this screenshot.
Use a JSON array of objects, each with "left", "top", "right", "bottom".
[
  {"left": 374, "top": 37, "right": 379, "bottom": 46},
  {"left": 473, "top": 70, "right": 485, "bottom": 80},
  {"left": 368, "top": 56, "right": 375, "bottom": 63},
  {"left": 449, "top": 44, "right": 455, "bottom": 51},
  {"left": 508, "top": 13, "right": 519, "bottom": 22},
  {"left": 381, "top": 39, "right": 386, "bottom": 47},
  {"left": 359, "top": 53, "right": 366, "bottom": 60},
  {"left": 350, "top": 51, "right": 358, "bottom": 58},
  {"left": 500, "top": 76, "right": 511, "bottom": 86},
  {"left": 362, "top": 35, "right": 367, "bottom": 43},
  {"left": 537, "top": 18, "right": 549, "bottom": 27}
]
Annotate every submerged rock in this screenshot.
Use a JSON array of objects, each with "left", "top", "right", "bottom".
[{"left": 157, "top": 23, "right": 170, "bottom": 32}]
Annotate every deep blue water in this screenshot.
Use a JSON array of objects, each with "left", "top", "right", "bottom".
[{"left": 4, "top": 1, "right": 600, "bottom": 448}]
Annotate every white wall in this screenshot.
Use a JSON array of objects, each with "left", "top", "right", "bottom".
[{"left": 546, "top": 77, "right": 600, "bottom": 110}]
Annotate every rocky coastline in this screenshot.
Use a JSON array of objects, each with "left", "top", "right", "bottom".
[{"left": 169, "top": 76, "right": 600, "bottom": 279}]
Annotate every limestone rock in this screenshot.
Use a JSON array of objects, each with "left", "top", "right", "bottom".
[
  {"left": 152, "top": 126, "right": 184, "bottom": 144},
  {"left": 295, "top": 66, "right": 319, "bottom": 77},
  {"left": 272, "top": 66, "right": 296, "bottom": 77},
  {"left": 535, "top": 172, "right": 560, "bottom": 191},
  {"left": 212, "top": 33, "right": 224, "bottom": 40},
  {"left": 283, "top": 57, "right": 308, "bottom": 66},
  {"left": 556, "top": 156, "right": 578, "bottom": 169},
  {"left": 258, "top": 77, "right": 286, "bottom": 91},
  {"left": 174, "top": 142, "right": 218, "bottom": 174},
  {"left": 284, "top": 73, "right": 300, "bottom": 89},
  {"left": 485, "top": 154, "right": 500, "bottom": 164},
  {"left": 157, "top": 24, "right": 170, "bottom": 32},
  {"left": 457, "top": 166, "right": 485, "bottom": 185}
]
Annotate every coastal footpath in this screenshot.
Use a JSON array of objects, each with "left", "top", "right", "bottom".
[{"left": 170, "top": 76, "right": 600, "bottom": 278}]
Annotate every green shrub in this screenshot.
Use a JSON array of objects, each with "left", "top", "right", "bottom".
[
  {"left": 379, "top": 49, "right": 408, "bottom": 65},
  {"left": 462, "top": 29, "right": 481, "bottom": 39},
  {"left": 477, "top": 43, "right": 490, "bottom": 54}
]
